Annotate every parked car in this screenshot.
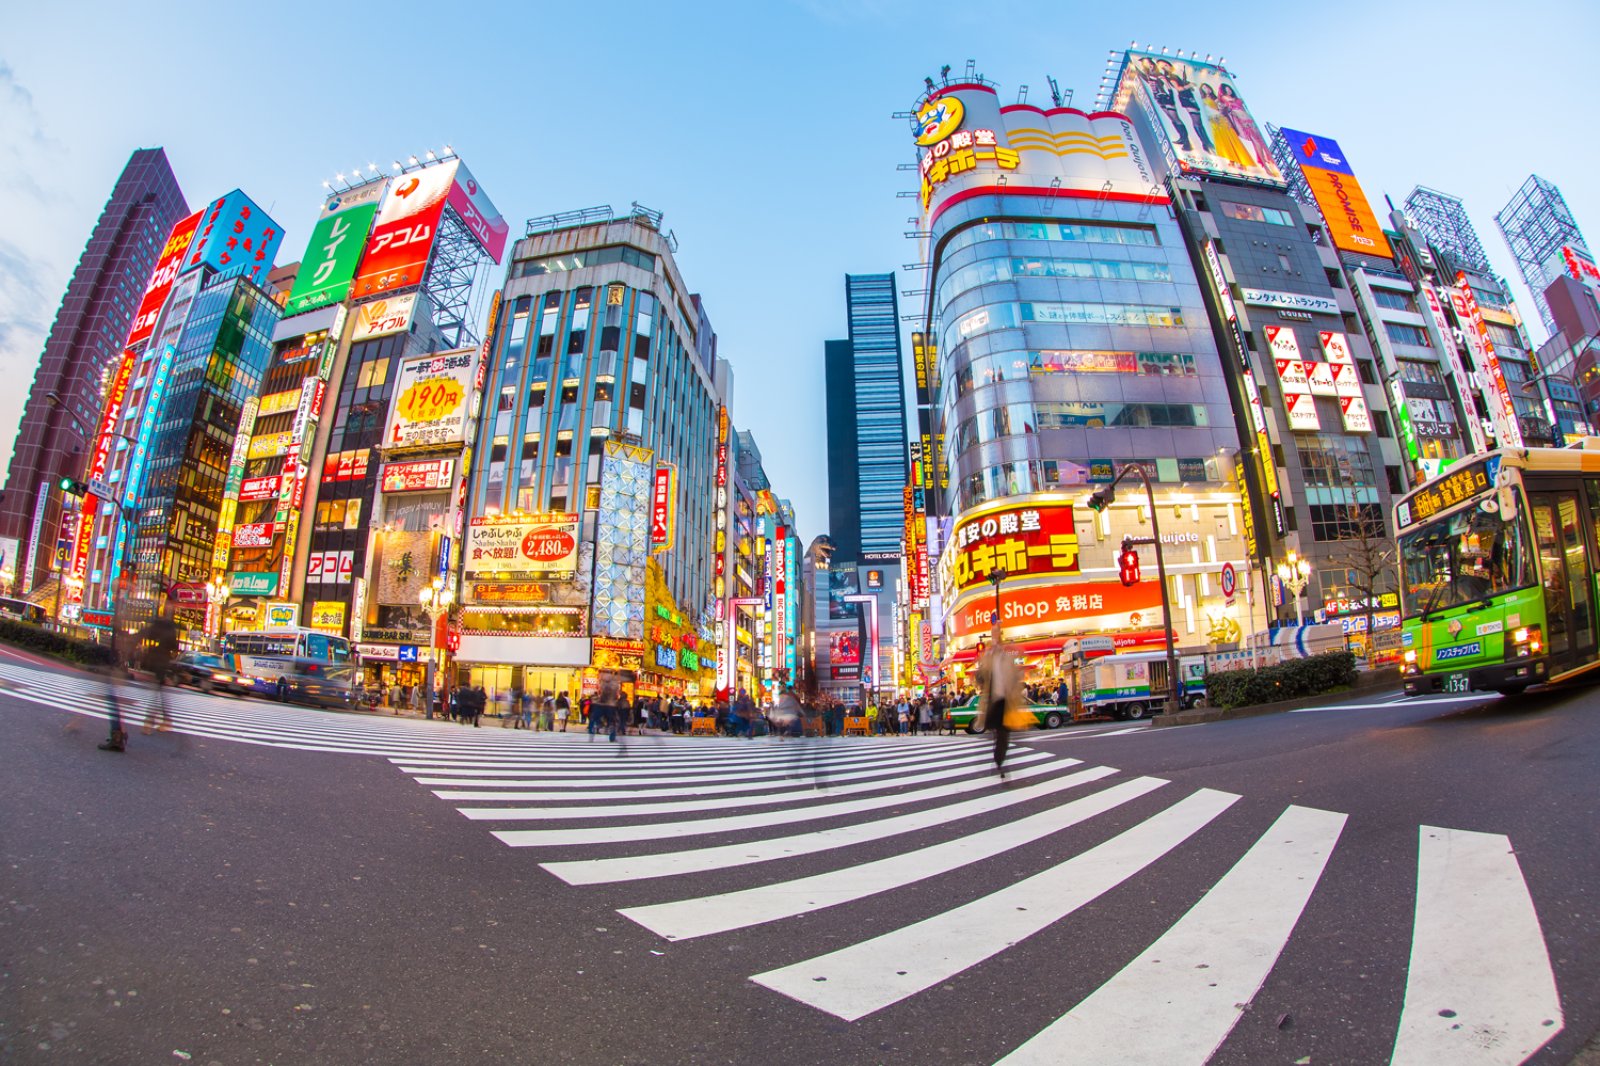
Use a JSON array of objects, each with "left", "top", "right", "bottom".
[{"left": 170, "top": 651, "right": 254, "bottom": 695}]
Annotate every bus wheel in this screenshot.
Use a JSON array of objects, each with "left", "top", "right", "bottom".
[
  {"left": 1124, "top": 702, "right": 1149, "bottom": 721},
  {"left": 1044, "top": 711, "right": 1064, "bottom": 730}
]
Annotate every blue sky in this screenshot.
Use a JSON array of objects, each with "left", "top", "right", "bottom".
[{"left": 2, "top": 0, "right": 1595, "bottom": 544}]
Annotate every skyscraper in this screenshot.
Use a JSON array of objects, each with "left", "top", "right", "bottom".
[
  {"left": 1, "top": 147, "right": 187, "bottom": 593},
  {"left": 1496, "top": 175, "right": 1594, "bottom": 336}
]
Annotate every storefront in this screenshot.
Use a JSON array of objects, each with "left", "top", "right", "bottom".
[
  {"left": 455, "top": 631, "right": 591, "bottom": 711},
  {"left": 355, "top": 642, "right": 427, "bottom": 706}
]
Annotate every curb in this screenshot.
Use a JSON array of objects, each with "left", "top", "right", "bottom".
[{"left": 1152, "top": 670, "right": 1398, "bottom": 728}]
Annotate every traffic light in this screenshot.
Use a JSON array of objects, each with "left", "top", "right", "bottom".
[
  {"left": 58, "top": 477, "right": 87, "bottom": 496},
  {"left": 1118, "top": 536, "right": 1141, "bottom": 587},
  {"left": 1086, "top": 485, "right": 1116, "bottom": 513}
]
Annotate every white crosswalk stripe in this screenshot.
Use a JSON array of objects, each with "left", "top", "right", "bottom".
[{"left": 4, "top": 656, "right": 1569, "bottom": 1065}]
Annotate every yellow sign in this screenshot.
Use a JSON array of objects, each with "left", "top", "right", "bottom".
[
  {"left": 247, "top": 432, "right": 292, "bottom": 459},
  {"left": 913, "top": 95, "right": 964, "bottom": 146},
  {"left": 919, "top": 129, "right": 1020, "bottom": 207},
  {"left": 396, "top": 378, "right": 465, "bottom": 424},
  {"left": 309, "top": 601, "right": 346, "bottom": 629}
]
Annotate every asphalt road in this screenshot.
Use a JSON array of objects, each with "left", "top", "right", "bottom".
[{"left": 2, "top": 647, "right": 1598, "bottom": 1066}]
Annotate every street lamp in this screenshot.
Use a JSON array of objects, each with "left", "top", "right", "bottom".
[
  {"left": 1276, "top": 549, "right": 1313, "bottom": 628},
  {"left": 418, "top": 577, "right": 454, "bottom": 719},
  {"left": 207, "top": 575, "right": 230, "bottom": 646},
  {"left": 1087, "top": 465, "right": 1182, "bottom": 717}
]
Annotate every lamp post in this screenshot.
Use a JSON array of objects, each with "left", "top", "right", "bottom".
[
  {"left": 1087, "top": 464, "right": 1182, "bottom": 717},
  {"left": 988, "top": 567, "right": 1007, "bottom": 627},
  {"left": 207, "top": 575, "right": 230, "bottom": 647},
  {"left": 419, "top": 577, "right": 454, "bottom": 719},
  {"left": 1276, "top": 549, "right": 1312, "bottom": 628}
]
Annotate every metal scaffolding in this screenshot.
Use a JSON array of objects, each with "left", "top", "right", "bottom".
[
  {"left": 1403, "top": 186, "right": 1491, "bottom": 275},
  {"left": 1496, "top": 174, "right": 1590, "bottom": 333},
  {"left": 422, "top": 207, "right": 491, "bottom": 349}
]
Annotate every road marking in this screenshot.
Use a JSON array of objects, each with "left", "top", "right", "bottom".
[
  {"left": 993, "top": 804, "right": 1345, "bottom": 1065},
  {"left": 622, "top": 776, "right": 1170, "bottom": 942},
  {"left": 494, "top": 757, "right": 1085, "bottom": 847},
  {"left": 1292, "top": 693, "right": 1503, "bottom": 713},
  {"left": 1390, "top": 827, "right": 1563, "bottom": 1066},
  {"left": 749, "top": 788, "right": 1237, "bottom": 1020},
  {"left": 541, "top": 765, "right": 1120, "bottom": 885}
]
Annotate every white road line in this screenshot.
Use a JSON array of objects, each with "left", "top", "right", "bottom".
[
  {"left": 992, "top": 804, "right": 1345, "bottom": 1065},
  {"left": 396, "top": 743, "right": 984, "bottom": 776},
  {"left": 1291, "top": 694, "right": 1502, "bottom": 713},
  {"left": 621, "top": 776, "right": 1171, "bottom": 942},
  {"left": 1389, "top": 827, "right": 1563, "bottom": 1066},
  {"left": 493, "top": 757, "right": 1081, "bottom": 847},
  {"left": 456, "top": 753, "right": 1062, "bottom": 819},
  {"left": 1087, "top": 726, "right": 1149, "bottom": 737},
  {"left": 748, "top": 788, "right": 1237, "bottom": 1020},
  {"left": 431, "top": 749, "right": 1032, "bottom": 800},
  {"left": 541, "top": 765, "right": 1122, "bottom": 885}
]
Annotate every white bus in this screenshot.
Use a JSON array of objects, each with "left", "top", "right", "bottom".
[{"left": 220, "top": 627, "right": 358, "bottom": 707}]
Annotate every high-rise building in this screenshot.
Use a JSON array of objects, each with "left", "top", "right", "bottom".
[
  {"left": 908, "top": 65, "right": 1258, "bottom": 669},
  {"left": 1109, "top": 50, "right": 1397, "bottom": 623},
  {"left": 69, "top": 190, "right": 286, "bottom": 635},
  {"left": 1404, "top": 187, "right": 1492, "bottom": 276},
  {"left": 1496, "top": 175, "right": 1594, "bottom": 337},
  {"left": 455, "top": 203, "right": 722, "bottom": 704},
  {"left": 1, "top": 148, "right": 187, "bottom": 595}
]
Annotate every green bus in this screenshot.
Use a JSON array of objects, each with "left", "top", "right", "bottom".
[{"left": 1396, "top": 445, "right": 1600, "bottom": 696}]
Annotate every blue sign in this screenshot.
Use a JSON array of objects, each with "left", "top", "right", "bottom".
[
  {"left": 1434, "top": 642, "right": 1482, "bottom": 662},
  {"left": 438, "top": 536, "right": 451, "bottom": 578},
  {"left": 185, "top": 190, "right": 286, "bottom": 286},
  {"left": 398, "top": 645, "right": 419, "bottom": 662},
  {"left": 1277, "top": 128, "right": 1354, "bottom": 176},
  {"left": 654, "top": 644, "right": 678, "bottom": 670}
]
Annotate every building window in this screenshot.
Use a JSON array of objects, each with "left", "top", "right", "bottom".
[
  {"left": 1385, "top": 322, "right": 1432, "bottom": 348},
  {"left": 1222, "top": 201, "right": 1294, "bottom": 226},
  {"left": 1309, "top": 503, "right": 1384, "bottom": 542},
  {"left": 1370, "top": 288, "right": 1417, "bottom": 313}
]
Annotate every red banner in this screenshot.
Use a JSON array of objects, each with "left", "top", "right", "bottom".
[
  {"left": 351, "top": 162, "right": 457, "bottom": 300},
  {"left": 127, "top": 211, "right": 202, "bottom": 346},
  {"left": 947, "top": 498, "right": 1080, "bottom": 596},
  {"left": 238, "top": 474, "right": 282, "bottom": 502}
]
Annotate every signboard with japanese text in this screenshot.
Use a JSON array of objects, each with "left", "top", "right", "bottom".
[
  {"left": 1395, "top": 455, "right": 1499, "bottom": 531},
  {"left": 231, "top": 522, "right": 276, "bottom": 548},
  {"left": 127, "top": 211, "right": 202, "bottom": 346},
  {"left": 352, "top": 161, "right": 458, "bottom": 300},
  {"left": 1284, "top": 391, "right": 1322, "bottom": 431},
  {"left": 237, "top": 474, "right": 282, "bottom": 502},
  {"left": 263, "top": 602, "right": 300, "bottom": 630},
  {"left": 351, "top": 292, "right": 418, "bottom": 342},
  {"left": 284, "top": 184, "right": 384, "bottom": 316},
  {"left": 183, "top": 190, "right": 284, "bottom": 285},
  {"left": 380, "top": 458, "right": 454, "bottom": 494},
  {"left": 650, "top": 464, "right": 677, "bottom": 550},
  {"left": 443, "top": 159, "right": 508, "bottom": 262},
  {"left": 1339, "top": 395, "right": 1372, "bottom": 433},
  {"left": 944, "top": 497, "right": 1080, "bottom": 598},
  {"left": 1278, "top": 129, "right": 1394, "bottom": 259},
  {"left": 384, "top": 348, "right": 477, "bottom": 449},
  {"left": 949, "top": 579, "right": 1161, "bottom": 642},
  {"left": 309, "top": 601, "right": 346, "bottom": 630},
  {"left": 247, "top": 432, "right": 292, "bottom": 460},
  {"left": 1242, "top": 289, "right": 1340, "bottom": 316},
  {"left": 464, "top": 514, "right": 580, "bottom": 581},
  {"left": 1453, "top": 276, "right": 1523, "bottom": 449}
]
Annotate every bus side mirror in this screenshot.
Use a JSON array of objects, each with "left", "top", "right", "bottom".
[{"left": 1498, "top": 484, "right": 1517, "bottom": 520}]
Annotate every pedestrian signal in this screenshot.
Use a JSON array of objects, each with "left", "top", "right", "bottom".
[{"left": 1118, "top": 537, "right": 1141, "bottom": 587}]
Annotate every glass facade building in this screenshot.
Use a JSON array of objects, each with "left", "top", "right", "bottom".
[{"left": 1496, "top": 175, "right": 1594, "bottom": 337}]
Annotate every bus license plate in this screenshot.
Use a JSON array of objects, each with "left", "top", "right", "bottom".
[{"left": 1444, "top": 673, "right": 1471, "bottom": 694}]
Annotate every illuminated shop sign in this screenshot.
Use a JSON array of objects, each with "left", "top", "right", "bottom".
[
  {"left": 915, "top": 101, "right": 1021, "bottom": 207},
  {"left": 1396, "top": 455, "right": 1498, "bottom": 531},
  {"left": 945, "top": 498, "right": 1079, "bottom": 596},
  {"left": 1452, "top": 275, "right": 1522, "bottom": 449}
]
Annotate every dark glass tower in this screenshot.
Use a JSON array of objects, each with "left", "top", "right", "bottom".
[
  {"left": 1, "top": 147, "right": 187, "bottom": 592},
  {"left": 825, "top": 273, "right": 909, "bottom": 562}
]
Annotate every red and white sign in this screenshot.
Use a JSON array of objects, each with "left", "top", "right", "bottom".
[
  {"left": 1452, "top": 274, "right": 1522, "bottom": 448},
  {"left": 444, "top": 159, "right": 508, "bottom": 263},
  {"left": 650, "top": 464, "right": 676, "bottom": 548},
  {"left": 351, "top": 293, "right": 418, "bottom": 342},
  {"left": 464, "top": 514, "right": 580, "bottom": 581},
  {"left": 1305, "top": 361, "right": 1337, "bottom": 397},
  {"left": 1274, "top": 358, "right": 1310, "bottom": 393},
  {"left": 337, "top": 550, "right": 354, "bottom": 584},
  {"left": 1318, "top": 331, "right": 1354, "bottom": 364},
  {"left": 127, "top": 210, "right": 202, "bottom": 346},
  {"left": 238, "top": 474, "right": 282, "bottom": 502},
  {"left": 1284, "top": 391, "right": 1321, "bottom": 431},
  {"left": 1330, "top": 361, "right": 1362, "bottom": 397},
  {"left": 232, "top": 522, "right": 277, "bottom": 548},
  {"left": 1340, "top": 395, "right": 1372, "bottom": 433},
  {"left": 306, "top": 552, "right": 325, "bottom": 581},
  {"left": 87, "top": 350, "right": 138, "bottom": 485},
  {"left": 381, "top": 458, "right": 454, "bottom": 494},
  {"left": 1264, "top": 325, "right": 1302, "bottom": 360},
  {"left": 352, "top": 161, "right": 458, "bottom": 300}
]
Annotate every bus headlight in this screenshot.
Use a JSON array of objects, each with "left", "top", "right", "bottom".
[
  {"left": 1513, "top": 627, "right": 1529, "bottom": 644},
  {"left": 1511, "top": 625, "right": 1542, "bottom": 658},
  {"left": 1403, "top": 649, "right": 1416, "bottom": 664}
]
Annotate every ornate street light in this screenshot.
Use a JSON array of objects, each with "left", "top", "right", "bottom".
[
  {"left": 1276, "top": 549, "right": 1313, "bottom": 628},
  {"left": 419, "top": 577, "right": 455, "bottom": 719}
]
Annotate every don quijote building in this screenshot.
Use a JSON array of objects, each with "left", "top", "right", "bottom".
[{"left": 908, "top": 67, "right": 1264, "bottom": 685}]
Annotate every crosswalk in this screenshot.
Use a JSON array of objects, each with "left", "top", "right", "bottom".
[{"left": 2, "top": 656, "right": 1568, "bottom": 1065}]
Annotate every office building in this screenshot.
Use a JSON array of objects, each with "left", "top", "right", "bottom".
[
  {"left": 1496, "top": 175, "right": 1595, "bottom": 337},
  {"left": 2, "top": 148, "right": 187, "bottom": 595}
]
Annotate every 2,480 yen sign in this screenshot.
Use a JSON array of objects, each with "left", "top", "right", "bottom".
[{"left": 396, "top": 378, "right": 464, "bottom": 422}]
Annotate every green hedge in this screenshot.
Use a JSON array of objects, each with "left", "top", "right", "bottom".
[
  {"left": 0, "top": 617, "right": 118, "bottom": 667},
  {"left": 1205, "top": 651, "right": 1358, "bottom": 710}
]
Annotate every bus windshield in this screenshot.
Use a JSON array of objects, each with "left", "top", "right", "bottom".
[{"left": 1399, "top": 497, "right": 1531, "bottom": 619}]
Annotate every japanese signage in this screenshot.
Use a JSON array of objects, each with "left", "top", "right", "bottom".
[
  {"left": 183, "top": 190, "right": 283, "bottom": 285},
  {"left": 237, "top": 474, "right": 282, "bottom": 502},
  {"left": 650, "top": 464, "right": 677, "bottom": 550},
  {"left": 309, "top": 601, "right": 346, "bottom": 630},
  {"left": 352, "top": 160, "right": 458, "bottom": 301},
  {"left": 322, "top": 449, "right": 372, "bottom": 483},
  {"left": 464, "top": 514, "right": 580, "bottom": 581},
  {"left": 443, "top": 159, "right": 509, "bottom": 262},
  {"left": 949, "top": 579, "right": 1161, "bottom": 642},
  {"left": 944, "top": 497, "right": 1080, "bottom": 597},
  {"left": 247, "top": 432, "right": 292, "bottom": 459},
  {"left": 1340, "top": 396, "right": 1372, "bottom": 434},
  {"left": 122, "top": 344, "right": 177, "bottom": 508},
  {"left": 1396, "top": 455, "right": 1499, "bottom": 530},
  {"left": 232, "top": 522, "right": 277, "bottom": 548},
  {"left": 1452, "top": 276, "right": 1523, "bottom": 449},
  {"left": 381, "top": 458, "right": 455, "bottom": 494},
  {"left": 263, "top": 601, "right": 300, "bottom": 629},
  {"left": 1278, "top": 128, "right": 1393, "bottom": 259},
  {"left": 1241, "top": 288, "right": 1341, "bottom": 316},
  {"left": 384, "top": 348, "right": 477, "bottom": 448},
  {"left": 1421, "top": 283, "right": 1488, "bottom": 455},
  {"left": 468, "top": 582, "right": 548, "bottom": 603},
  {"left": 284, "top": 184, "right": 384, "bottom": 316},
  {"left": 351, "top": 292, "right": 418, "bottom": 342},
  {"left": 127, "top": 210, "right": 202, "bottom": 346},
  {"left": 917, "top": 123, "right": 1020, "bottom": 208},
  {"left": 86, "top": 350, "right": 137, "bottom": 487},
  {"left": 1115, "top": 51, "right": 1283, "bottom": 186}
]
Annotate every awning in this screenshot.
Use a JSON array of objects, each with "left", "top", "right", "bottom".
[{"left": 944, "top": 636, "right": 1067, "bottom": 666}]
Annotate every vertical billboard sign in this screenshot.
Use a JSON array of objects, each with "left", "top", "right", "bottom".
[
  {"left": 650, "top": 463, "right": 677, "bottom": 551},
  {"left": 127, "top": 210, "right": 203, "bottom": 347},
  {"left": 183, "top": 190, "right": 285, "bottom": 285},
  {"left": 444, "top": 160, "right": 508, "bottom": 262},
  {"left": 1453, "top": 274, "right": 1523, "bottom": 449},
  {"left": 1420, "top": 283, "right": 1490, "bottom": 455},
  {"left": 1277, "top": 129, "right": 1394, "bottom": 259},
  {"left": 284, "top": 183, "right": 385, "bottom": 316},
  {"left": 1116, "top": 50, "right": 1283, "bottom": 186},
  {"left": 351, "top": 161, "right": 459, "bottom": 300}
]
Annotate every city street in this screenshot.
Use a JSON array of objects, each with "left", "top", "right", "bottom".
[{"left": 3, "top": 646, "right": 1599, "bottom": 1065}]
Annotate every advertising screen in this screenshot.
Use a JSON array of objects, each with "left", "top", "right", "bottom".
[
  {"left": 127, "top": 210, "right": 203, "bottom": 346},
  {"left": 351, "top": 161, "right": 458, "bottom": 300},
  {"left": 1117, "top": 51, "right": 1282, "bottom": 185},
  {"left": 184, "top": 190, "right": 284, "bottom": 285},
  {"left": 464, "top": 514, "right": 581, "bottom": 582},
  {"left": 383, "top": 348, "right": 477, "bottom": 449},
  {"left": 1278, "top": 128, "right": 1394, "bottom": 259},
  {"left": 284, "top": 185, "right": 384, "bottom": 316}
]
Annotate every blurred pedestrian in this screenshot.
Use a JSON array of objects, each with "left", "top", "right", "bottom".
[
  {"left": 137, "top": 611, "right": 180, "bottom": 735},
  {"left": 555, "top": 691, "right": 571, "bottom": 732},
  {"left": 975, "top": 621, "right": 1024, "bottom": 778}
]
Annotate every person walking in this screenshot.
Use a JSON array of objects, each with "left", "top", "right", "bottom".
[
  {"left": 596, "top": 670, "right": 624, "bottom": 744},
  {"left": 136, "top": 611, "right": 180, "bottom": 735},
  {"left": 555, "top": 691, "right": 571, "bottom": 732},
  {"left": 917, "top": 698, "right": 933, "bottom": 736},
  {"left": 975, "top": 621, "right": 1024, "bottom": 778}
]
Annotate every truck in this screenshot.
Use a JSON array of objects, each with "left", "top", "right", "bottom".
[{"left": 1072, "top": 650, "right": 1207, "bottom": 720}]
